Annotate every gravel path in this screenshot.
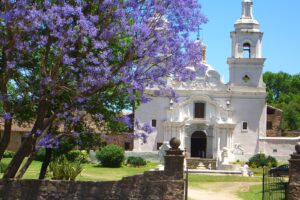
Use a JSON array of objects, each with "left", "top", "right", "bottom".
[{"left": 188, "top": 182, "right": 260, "bottom": 200}]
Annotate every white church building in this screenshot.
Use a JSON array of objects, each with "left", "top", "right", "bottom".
[{"left": 133, "top": 0, "right": 300, "bottom": 164}]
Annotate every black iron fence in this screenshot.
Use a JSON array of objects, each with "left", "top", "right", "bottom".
[
  {"left": 184, "top": 168, "right": 188, "bottom": 200},
  {"left": 262, "top": 167, "right": 288, "bottom": 200}
]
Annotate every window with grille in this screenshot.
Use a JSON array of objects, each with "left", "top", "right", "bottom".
[
  {"left": 152, "top": 119, "right": 157, "bottom": 127},
  {"left": 242, "top": 122, "right": 248, "bottom": 131},
  {"left": 194, "top": 102, "right": 205, "bottom": 118}
]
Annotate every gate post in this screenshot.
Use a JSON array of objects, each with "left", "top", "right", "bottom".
[
  {"left": 164, "top": 137, "right": 184, "bottom": 180},
  {"left": 288, "top": 142, "right": 300, "bottom": 200}
]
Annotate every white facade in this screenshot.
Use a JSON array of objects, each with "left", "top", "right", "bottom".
[{"left": 133, "top": 0, "right": 297, "bottom": 162}]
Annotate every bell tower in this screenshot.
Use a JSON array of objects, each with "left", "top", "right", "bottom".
[{"left": 228, "top": 0, "right": 265, "bottom": 88}]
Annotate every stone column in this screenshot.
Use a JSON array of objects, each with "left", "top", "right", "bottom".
[
  {"left": 288, "top": 142, "right": 300, "bottom": 200},
  {"left": 164, "top": 137, "right": 184, "bottom": 180}
]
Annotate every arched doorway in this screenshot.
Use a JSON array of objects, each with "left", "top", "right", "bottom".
[{"left": 191, "top": 131, "right": 207, "bottom": 158}]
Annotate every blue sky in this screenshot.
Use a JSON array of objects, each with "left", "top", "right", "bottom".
[{"left": 194, "top": 0, "right": 300, "bottom": 82}]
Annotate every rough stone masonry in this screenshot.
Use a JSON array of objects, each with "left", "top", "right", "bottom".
[
  {"left": 0, "top": 138, "right": 185, "bottom": 200},
  {"left": 288, "top": 142, "right": 300, "bottom": 200}
]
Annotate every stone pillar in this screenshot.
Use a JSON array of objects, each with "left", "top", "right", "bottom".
[
  {"left": 164, "top": 137, "right": 184, "bottom": 180},
  {"left": 288, "top": 142, "right": 300, "bottom": 200}
]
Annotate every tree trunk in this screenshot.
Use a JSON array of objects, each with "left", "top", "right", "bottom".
[
  {"left": 39, "top": 148, "right": 52, "bottom": 179},
  {"left": 15, "top": 151, "right": 36, "bottom": 179},
  {"left": 0, "top": 47, "right": 12, "bottom": 161},
  {"left": 0, "top": 119, "right": 12, "bottom": 160},
  {"left": 3, "top": 99, "right": 49, "bottom": 179},
  {"left": 3, "top": 136, "right": 36, "bottom": 179}
]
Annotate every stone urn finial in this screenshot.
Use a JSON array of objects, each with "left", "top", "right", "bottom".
[
  {"left": 169, "top": 137, "right": 181, "bottom": 150},
  {"left": 295, "top": 142, "right": 300, "bottom": 154}
]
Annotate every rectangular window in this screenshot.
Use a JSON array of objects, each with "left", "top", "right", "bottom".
[
  {"left": 124, "top": 142, "right": 130, "bottom": 150},
  {"left": 157, "top": 142, "right": 163, "bottom": 150},
  {"left": 242, "top": 122, "right": 248, "bottom": 131},
  {"left": 267, "top": 108, "right": 275, "bottom": 115},
  {"left": 152, "top": 119, "right": 157, "bottom": 127},
  {"left": 267, "top": 121, "right": 273, "bottom": 130},
  {"left": 194, "top": 102, "right": 205, "bottom": 118}
]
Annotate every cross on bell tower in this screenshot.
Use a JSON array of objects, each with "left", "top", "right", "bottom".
[
  {"left": 227, "top": 0, "right": 265, "bottom": 88},
  {"left": 241, "top": 0, "right": 254, "bottom": 19}
]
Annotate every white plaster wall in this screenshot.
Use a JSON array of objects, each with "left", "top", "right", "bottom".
[
  {"left": 134, "top": 97, "right": 169, "bottom": 151},
  {"left": 231, "top": 97, "right": 266, "bottom": 158},
  {"left": 236, "top": 33, "right": 262, "bottom": 58},
  {"left": 168, "top": 95, "right": 221, "bottom": 123},
  {"left": 229, "top": 61, "right": 264, "bottom": 87},
  {"left": 259, "top": 137, "right": 300, "bottom": 162}
]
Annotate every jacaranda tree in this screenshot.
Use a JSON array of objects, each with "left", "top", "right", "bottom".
[{"left": 0, "top": 0, "right": 207, "bottom": 178}]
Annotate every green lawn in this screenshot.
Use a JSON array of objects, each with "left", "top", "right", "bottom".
[
  {"left": 1, "top": 158, "right": 42, "bottom": 179},
  {"left": 237, "top": 184, "right": 262, "bottom": 200},
  {"left": 188, "top": 175, "right": 262, "bottom": 200},
  {"left": 78, "top": 162, "right": 158, "bottom": 181},
  {"left": 250, "top": 167, "right": 264, "bottom": 176},
  {"left": 1, "top": 158, "right": 158, "bottom": 181},
  {"left": 188, "top": 174, "right": 261, "bottom": 188}
]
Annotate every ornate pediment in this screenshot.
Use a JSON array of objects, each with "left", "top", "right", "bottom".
[{"left": 169, "top": 66, "right": 226, "bottom": 91}]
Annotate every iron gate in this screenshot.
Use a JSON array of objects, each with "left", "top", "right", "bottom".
[
  {"left": 262, "top": 167, "right": 288, "bottom": 200},
  {"left": 184, "top": 168, "right": 188, "bottom": 200}
]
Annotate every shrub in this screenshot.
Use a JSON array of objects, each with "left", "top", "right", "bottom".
[
  {"left": 266, "top": 155, "right": 277, "bottom": 168},
  {"left": 249, "top": 153, "right": 277, "bottom": 168},
  {"left": 96, "top": 144, "right": 124, "bottom": 167},
  {"left": 126, "top": 156, "right": 147, "bottom": 167},
  {"left": 3, "top": 150, "right": 15, "bottom": 158},
  {"left": 66, "top": 150, "right": 90, "bottom": 163},
  {"left": 49, "top": 156, "right": 83, "bottom": 180},
  {"left": 34, "top": 148, "right": 46, "bottom": 161},
  {"left": 0, "top": 162, "right": 8, "bottom": 173}
]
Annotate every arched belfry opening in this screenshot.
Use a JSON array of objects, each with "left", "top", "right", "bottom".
[
  {"left": 191, "top": 131, "right": 207, "bottom": 158},
  {"left": 243, "top": 43, "right": 251, "bottom": 58}
]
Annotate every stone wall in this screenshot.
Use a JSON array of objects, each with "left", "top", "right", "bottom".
[
  {"left": 104, "top": 133, "right": 134, "bottom": 151},
  {"left": 0, "top": 140, "right": 185, "bottom": 200},
  {"left": 266, "top": 106, "right": 282, "bottom": 137},
  {"left": 259, "top": 136, "right": 300, "bottom": 162},
  {"left": 288, "top": 143, "right": 300, "bottom": 200},
  {"left": 0, "top": 172, "right": 183, "bottom": 200}
]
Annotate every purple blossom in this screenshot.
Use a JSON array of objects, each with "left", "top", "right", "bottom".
[
  {"left": 140, "top": 133, "right": 147, "bottom": 144},
  {"left": 7, "top": 61, "right": 16, "bottom": 69},
  {"left": 107, "top": 136, "right": 113, "bottom": 143},
  {"left": 115, "top": 115, "right": 133, "bottom": 129},
  {"left": 140, "top": 95, "right": 151, "bottom": 103},
  {"left": 127, "top": 133, "right": 135, "bottom": 139},
  {"left": 142, "top": 123, "right": 153, "bottom": 134},
  {"left": 0, "top": 0, "right": 208, "bottom": 153},
  {"left": 96, "top": 113, "right": 104, "bottom": 121},
  {"left": 35, "top": 129, "right": 43, "bottom": 136},
  {"left": 75, "top": 96, "right": 86, "bottom": 103},
  {"left": 134, "top": 120, "right": 142, "bottom": 130},
  {"left": 41, "top": 77, "right": 52, "bottom": 85},
  {"left": 72, "top": 132, "right": 80, "bottom": 137},
  {"left": 67, "top": 115, "right": 81, "bottom": 122},
  {"left": 3, "top": 112, "right": 12, "bottom": 120},
  {"left": 38, "top": 134, "right": 59, "bottom": 149}
]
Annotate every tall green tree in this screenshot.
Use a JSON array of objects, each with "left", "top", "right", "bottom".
[
  {"left": 264, "top": 71, "right": 300, "bottom": 131},
  {"left": 0, "top": 0, "right": 207, "bottom": 179}
]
